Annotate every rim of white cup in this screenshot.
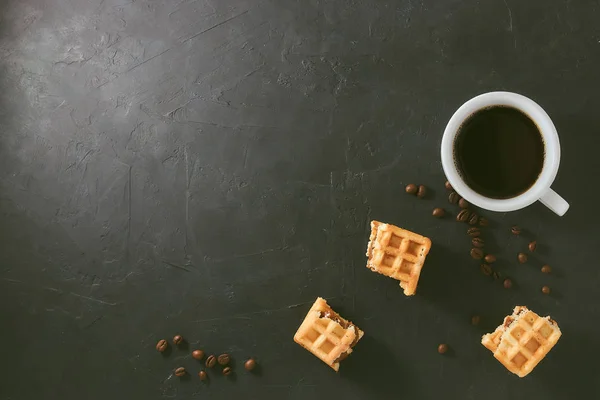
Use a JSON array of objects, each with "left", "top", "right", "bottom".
[{"left": 440, "top": 92, "right": 561, "bottom": 212}]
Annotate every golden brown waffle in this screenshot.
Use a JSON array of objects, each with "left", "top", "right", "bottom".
[
  {"left": 366, "top": 220, "right": 432, "bottom": 295},
  {"left": 293, "top": 297, "right": 363, "bottom": 371},
  {"left": 482, "top": 306, "right": 561, "bottom": 377}
]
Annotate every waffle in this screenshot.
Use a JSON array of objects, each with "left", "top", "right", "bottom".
[
  {"left": 482, "top": 306, "right": 561, "bottom": 377},
  {"left": 366, "top": 220, "right": 432, "bottom": 295},
  {"left": 293, "top": 297, "right": 363, "bottom": 371}
]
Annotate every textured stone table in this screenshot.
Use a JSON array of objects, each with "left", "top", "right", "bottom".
[{"left": 1, "top": 0, "right": 598, "bottom": 398}]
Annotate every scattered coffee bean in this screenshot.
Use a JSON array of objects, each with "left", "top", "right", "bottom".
[
  {"left": 448, "top": 191, "right": 459, "bottom": 204},
  {"left": 484, "top": 254, "right": 496, "bottom": 263},
  {"left": 517, "top": 252, "right": 528, "bottom": 263},
  {"left": 478, "top": 217, "right": 489, "bottom": 227},
  {"left": 542, "top": 285, "right": 551, "bottom": 295},
  {"left": 437, "top": 344, "right": 448, "bottom": 354},
  {"left": 511, "top": 225, "right": 521, "bottom": 235},
  {"left": 480, "top": 264, "right": 492, "bottom": 276},
  {"left": 192, "top": 350, "right": 205, "bottom": 360},
  {"left": 467, "top": 227, "right": 481, "bottom": 237},
  {"left": 222, "top": 367, "right": 232, "bottom": 376},
  {"left": 174, "top": 367, "right": 186, "bottom": 377},
  {"left": 470, "top": 248, "right": 484, "bottom": 260},
  {"left": 432, "top": 207, "right": 445, "bottom": 218},
  {"left": 472, "top": 238, "right": 485, "bottom": 248},
  {"left": 492, "top": 271, "right": 501, "bottom": 280},
  {"left": 205, "top": 355, "right": 217, "bottom": 368},
  {"left": 218, "top": 354, "right": 231, "bottom": 366},
  {"left": 457, "top": 209, "right": 471, "bottom": 222},
  {"left": 541, "top": 265, "right": 552, "bottom": 274},
  {"left": 156, "top": 339, "right": 168, "bottom": 353},
  {"left": 445, "top": 181, "right": 453, "bottom": 190},
  {"left": 405, "top": 184, "right": 417, "bottom": 195},
  {"left": 198, "top": 371, "right": 208, "bottom": 381},
  {"left": 468, "top": 213, "right": 479, "bottom": 225},
  {"left": 244, "top": 359, "right": 257, "bottom": 371},
  {"left": 173, "top": 335, "right": 183, "bottom": 345},
  {"left": 458, "top": 198, "right": 469, "bottom": 208},
  {"left": 471, "top": 315, "right": 481, "bottom": 325},
  {"left": 503, "top": 278, "right": 513, "bottom": 289},
  {"left": 417, "top": 185, "right": 427, "bottom": 198},
  {"left": 528, "top": 241, "right": 537, "bottom": 252}
]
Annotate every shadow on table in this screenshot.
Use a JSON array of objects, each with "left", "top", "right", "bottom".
[
  {"left": 535, "top": 328, "right": 598, "bottom": 398},
  {"left": 340, "top": 334, "right": 423, "bottom": 398},
  {"left": 418, "top": 243, "right": 516, "bottom": 331}
]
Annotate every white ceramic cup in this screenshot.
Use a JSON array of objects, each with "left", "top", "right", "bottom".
[{"left": 441, "top": 91, "right": 569, "bottom": 216}]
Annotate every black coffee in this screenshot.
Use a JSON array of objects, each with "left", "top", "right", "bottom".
[{"left": 453, "top": 106, "right": 544, "bottom": 199}]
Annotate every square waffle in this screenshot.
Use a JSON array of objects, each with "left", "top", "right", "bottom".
[
  {"left": 293, "top": 297, "right": 363, "bottom": 371},
  {"left": 482, "top": 306, "right": 561, "bottom": 377},
  {"left": 366, "top": 220, "right": 432, "bottom": 295}
]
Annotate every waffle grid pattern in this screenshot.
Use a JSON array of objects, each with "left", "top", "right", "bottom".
[
  {"left": 482, "top": 306, "right": 561, "bottom": 377},
  {"left": 294, "top": 298, "right": 363, "bottom": 371},
  {"left": 366, "top": 221, "right": 431, "bottom": 295}
]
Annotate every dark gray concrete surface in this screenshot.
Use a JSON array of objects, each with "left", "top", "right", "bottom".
[{"left": 1, "top": 0, "right": 599, "bottom": 399}]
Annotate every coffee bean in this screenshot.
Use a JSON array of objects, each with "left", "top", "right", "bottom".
[
  {"left": 192, "top": 350, "right": 205, "bottom": 360},
  {"left": 542, "top": 285, "right": 551, "bottom": 295},
  {"left": 470, "top": 248, "right": 484, "bottom": 259},
  {"left": 478, "top": 217, "right": 489, "bottom": 227},
  {"left": 445, "top": 181, "right": 453, "bottom": 190},
  {"left": 217, "top": 354, "right": 231, "bottom": 366},
  {"left": 156, "top": 339, "right": 168, "bottom": 353},
  {"left": 472, "top": 238, "right": 484, "bottom": 248},
  {"left": 467, "top": 227, "right": 481, "bottom": 237},
  {"left": 479, "top": 264, "right": 492, "bottom": 276},
  {"left": 517, "top": 253, "right": 528, "bottom": 263},
  {"left": 222, "top": 367, "right": 232, "bottom": 376},
  {"left": 541, "top": 265, "right": 552, "bottom": 274},
  {"left": 174, "top": 367, "right": 186, "bottom": 377},
  {"left": 471, "top": 315, "right": 481, "bottom": 325},
  {"left": 480, "top": 264, "right": 492, "bottom": 276},
  {"left": 468, "top": 213, "right": 479, "bottom": 225},
  {"left": 448, "top": 191, "right": 459, "bottom": 204},
  {"left": 528, "top": 241, "right": 537, "bottom": 252},
  {"left": 205, "top": 355, "right": 217, "bottom": 368},
  {"left": 173, "top": 335, "right": 183, "bottom": 345},
  {"left": 244, "top": 359, "right": 257, "bottom": 371},
  {"left": 198, "top": 371, "right": 208, "bottom": 381},
  {"left": 503, "top": 278, "right": 513, "bottom": 289},
  {"left": 405, "top": 184, "right": 417, "bottom": 195},
  {"left": 437, "top": 344, "right": 448, "bottom": 354},
  {"left": 484, "top": 254, "right": 496, "bottom": 263},
  {"left": 492, "top": 271, "right": 501, "bottom": 280},
  {"left": 511, "top": 225, "right": 521, "bottom": 235},
  {"left": 457, "top": 209, "right": 470, "bottom": 222},
  {"left": 432, "top": 207, "right": 445, "bottom": 218},
  {"left": 417, "top": 185, "right": 427, "bottom": 198},
  {"left": 458, "top": 198, "right": 469, "bottom": 209}
]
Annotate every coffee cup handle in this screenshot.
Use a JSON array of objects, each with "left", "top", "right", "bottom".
[{"left": 539, "top": 188, "right": 569, "bottom": 216}]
